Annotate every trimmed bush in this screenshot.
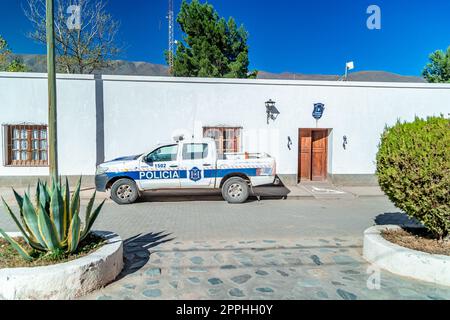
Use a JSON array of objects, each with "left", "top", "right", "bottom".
[{"left": 376, "top": 116, "right": 450, "bottom": 240}]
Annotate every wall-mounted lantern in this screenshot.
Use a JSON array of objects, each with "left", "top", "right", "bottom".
[
  {"left": 266, "top": 100, "right": 280, "bottom": 124},
  {"left": 343, "top": 135, "right": 348, "bottom": 150},
  {"left": 287, "top": 136, "right": 293, "bottom": 150},
  {"left": 312, "top": 103, "right": 325, "bottom": 120}
]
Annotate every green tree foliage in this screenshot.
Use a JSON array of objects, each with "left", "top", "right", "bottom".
[
  {"left": 0, "top": 36, "right": 8, "bottom": 68},
  {"left": 6, "top": 59, "right": 28, "bottom": 72},
  {"left": 170, "top": 0, "right": 257, "bottom": 78},
  {"left": 422, "top": 46, "right": 450, "bottom": 83},
  {"left": 376, "top": 116, "right": 450, "bottom": 240},
  {"left": 0, "top": 35, "right": 27, "bottom": 72}
]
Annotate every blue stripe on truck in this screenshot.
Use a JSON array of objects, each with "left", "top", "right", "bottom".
[
  {"left": 106, "top": 168, "right": 258, "bottom": 181},
  {"left": 203, "top": 168, "right": 257, "bottom": 178}
]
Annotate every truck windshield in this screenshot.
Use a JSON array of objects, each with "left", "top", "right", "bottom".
[{"left": 146, "top": 145, "right": 178, "bottom": 162}]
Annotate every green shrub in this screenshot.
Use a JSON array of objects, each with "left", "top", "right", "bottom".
[
  {"left": 376, "top": 116, "right": 450, "bottom": 240},
  {"left": 0, "top": 177, "right": 105, "bottom": 261}
]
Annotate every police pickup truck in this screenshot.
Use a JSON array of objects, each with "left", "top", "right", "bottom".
[{"left": 95, "top": 138, "right": 277, "bottom": 205}]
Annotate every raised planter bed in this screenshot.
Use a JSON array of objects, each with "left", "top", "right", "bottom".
[
  {"left": 0, "top": 231, "right": 123, "bottom": 300},
  {"left": 363, "top": 225, "right": 450, "bottom": 286}
]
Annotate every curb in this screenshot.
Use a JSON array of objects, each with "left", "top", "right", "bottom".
[
  {"left": 363, "top": 225, "right": 450, "bottom": 287},
  {"left": 285, "top": 195, "right": 315, "bottom": 200},
  {"left": 0, "top": 231, "right": 124, "bottom": 300}
]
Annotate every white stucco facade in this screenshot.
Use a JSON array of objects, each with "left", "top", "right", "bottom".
[{"left": 1, "top": 72, "right": 449, "bottom": 186}]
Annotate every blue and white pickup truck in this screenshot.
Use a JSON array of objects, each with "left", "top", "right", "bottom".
[{"left": 95, "top": 138, "right": 277, "bottom": 204}]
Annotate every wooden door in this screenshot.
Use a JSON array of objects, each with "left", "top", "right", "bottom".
[
  {"left": 298, "top": 129, "right": 328, "bottom": 182},
  {"left": 298, "top": 129, "right": 312, "bottom": 181},
  {"left": 311, "top": 130, "right": 328, "bottom": 181}
]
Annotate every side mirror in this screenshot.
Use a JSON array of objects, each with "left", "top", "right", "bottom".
[{"left": 143, "top": 155, "right": 153, "bottom": 164}]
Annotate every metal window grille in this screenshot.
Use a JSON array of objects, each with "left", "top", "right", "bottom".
[
  {"left": 4, "top": 124, "right": 48, "bottom": 167},
  {"left": 203, "top": 127, "right": 242, "bottom": 155}
]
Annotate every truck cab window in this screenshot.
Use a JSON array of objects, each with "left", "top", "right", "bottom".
[
  {"left": 146, "top": 145, "right": 178, "bottom": 163},
  {"left": 182, "top": 144, "right": 209, "bottom": 160}
]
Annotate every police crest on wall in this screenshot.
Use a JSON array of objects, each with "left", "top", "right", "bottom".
[{"left": 312, "top": 103, "right": 325, "bottom": 120}]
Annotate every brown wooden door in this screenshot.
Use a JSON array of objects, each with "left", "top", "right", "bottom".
[
  {"left": 298, "top": 129, "right": 328, "bottom": 182},
  {"left": 298, "top": 129, "right": 312, "bottom": 181},
  {"left": 311, "top": 130, "right": 328, "bottom": 181}
]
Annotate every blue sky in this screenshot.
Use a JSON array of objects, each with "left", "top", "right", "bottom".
[{"left": 0, "top": 0, "right": 449, "bottom": 76}]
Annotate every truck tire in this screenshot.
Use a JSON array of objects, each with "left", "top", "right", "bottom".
[
  {"left": 221, "top": 177, "right": 250, "bottom": 204},
  {"left": 110, "top": 178, "right": 139, "bottom": 205}
]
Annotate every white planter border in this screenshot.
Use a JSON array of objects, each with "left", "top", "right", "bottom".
[
  {"left": 363, "top": 225, "right": 450, "bottom": 286},
  {"left": 0, "top": 231, "right": 123, "bottom": 300}
]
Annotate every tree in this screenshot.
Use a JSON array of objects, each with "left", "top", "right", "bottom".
[
  {"left": 422, "top": 46, "right": 450, "bottom": 83},
  {"left": 24, "top": 0, "right": 121, "bottom": 74},
  {"left": 6, "top": 60, "right": 28, "bottom": 72},
  {"left": 169, "top": 0, "right": 257, "bottom": 78},
  {"left": 0, "top": 35, "right": 27, "bottom": 72},
  {"left": 0, "top": 36, "right": 9, "bottom": 69}
]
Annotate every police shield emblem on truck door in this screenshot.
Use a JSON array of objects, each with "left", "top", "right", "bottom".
[{"left": 189, "top": 167, "right": 202, "bottom": 182}]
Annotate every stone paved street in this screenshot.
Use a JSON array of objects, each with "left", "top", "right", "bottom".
[
  {"left": 82, "top": 238, "right": 450, "bottom": 300},
  {"left": 1, "top": 194, "right": 449, "bottom": 300}
]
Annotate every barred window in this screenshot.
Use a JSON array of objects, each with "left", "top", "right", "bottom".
[
  {"left": 203, "top": 127, "right": 242, "bottom": 155},
  {"left": 3, "top": 124, "right": 48, "bottom": 167}
]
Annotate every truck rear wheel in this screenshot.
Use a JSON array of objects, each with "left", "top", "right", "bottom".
[
  {"left": 222, "top": 177, "right": 250, "bottom": 204},
  {"left": 110, "top": 178, "right": 139, "bottom": 205}
]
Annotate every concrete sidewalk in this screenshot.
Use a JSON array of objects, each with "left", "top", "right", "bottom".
[{"left": 286, "top": 184, "right": 385, "bottom": 200}]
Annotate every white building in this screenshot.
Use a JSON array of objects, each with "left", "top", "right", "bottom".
[{"left": 1, "top": 72, "right": 449, "bottom": 187}]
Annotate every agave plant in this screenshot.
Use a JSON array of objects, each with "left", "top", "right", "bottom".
[{"left": 0, "top": 177, "right": 105, "bottom": 261}]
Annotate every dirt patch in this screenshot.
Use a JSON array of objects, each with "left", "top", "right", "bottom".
[
  {"left": 0, "top": 234, "right": 105, "bottom": 269},
  {"left": 382, "top": 228, "right": 450, "bottom": 256}
]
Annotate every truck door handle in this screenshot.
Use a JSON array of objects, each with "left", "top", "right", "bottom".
[
  {"left": 203, "top": 164, "right": 212, "bottom": 166},
  {"left": 170, "top": 165, "right": 179, "bottom": 168}
]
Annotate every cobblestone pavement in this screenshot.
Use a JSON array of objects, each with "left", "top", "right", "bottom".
[
  {"left": 83, "top": 237, "right": 450, "bottom": 300},
  {"left": 2, "top": 195, "right": 447, "bottom": 300}
]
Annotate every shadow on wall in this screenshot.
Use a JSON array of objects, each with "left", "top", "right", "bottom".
[
  {"left": 95, "top": 74, "right": 105, "bottom": 166},
  {"left": 375, "top": 212, "right": 422, "bottom": 228},
  {"left": 116, "top": 231, "right": 175, "bottom": 280}
]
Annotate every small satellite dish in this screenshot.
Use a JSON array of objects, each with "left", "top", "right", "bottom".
[
  {"left": 172, "top": 134, "right": 185, "bottom": 142},
  {"left": 172, "top": 129, "right": 191, "bottom": 142}
]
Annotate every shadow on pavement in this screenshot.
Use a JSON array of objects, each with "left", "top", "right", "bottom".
[
  {"left": 375, "top": 212, "right": 422, "bottom": 227},
  {"left": 136, "top": 185, "right": 291, "bottom": 203},
  {"left": 138, "top": 190, "right": 223, "bottom": 203},
  {"left": 116, "top": 231, "right": 175, "bottom": 280}
]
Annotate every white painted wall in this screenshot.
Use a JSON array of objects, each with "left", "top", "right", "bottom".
[
  {"left": 102, "top": 76, "right": 450, "bottom": 175},
  {"left": 0, "top": 73, "right": 97, "bottom": 176},
  {"left": 1, "top": 72, "right": 449, "bottom": 179}
]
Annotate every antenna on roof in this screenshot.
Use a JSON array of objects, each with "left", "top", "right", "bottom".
[{"left": 167, "top": 0, "right": 175, "bottom": 74}]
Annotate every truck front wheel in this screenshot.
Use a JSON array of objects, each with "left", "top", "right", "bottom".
[
  {"left": 110, "top": 178, "right": 139, "bottom": 205},
  {"left": 221, "top": 177, "right": 250, "bottom": 204}
]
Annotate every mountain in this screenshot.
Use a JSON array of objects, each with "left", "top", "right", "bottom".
[
  {"left": 12, "top": 54, "right": 425, "bottom": 83},
  {"left": 12, "top": 54, "right": 170, "bottom": 76},
  {"left": 257, "top": 70, "right": 426, "bottom": 83},
  {"left": 257, "top": 71, "right": 339, "bottom": 81},
  {"left": 96, "top": 60, "right": 169, "bottom": 76}
]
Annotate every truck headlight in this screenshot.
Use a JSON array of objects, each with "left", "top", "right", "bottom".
[{"left": 96, "top": 166, "right": 108, "bottom": 175}]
